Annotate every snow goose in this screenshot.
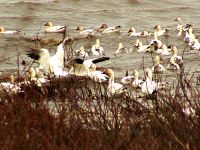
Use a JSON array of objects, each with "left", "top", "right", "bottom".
[
  {"left": 167, "top": 46, "right": 183, "bottom": 70},
  {"left": 132, "top": 70, "right": 144, "bottom": 88},
  {"left": 121, "top": 69, "right": 134, "bottom": 85},
  {"left": 76, "top": 47, "right": 89, "bottom": 59},
  {"left": 150, "top": 34, "right": 163, "bottom": 51},
  {"left": 153, "top": 25, "right": 169, "bottom": 37},
  {"left": 128, "top": 27, "right": 149, "bottom": 37},
  {"left": 44, "top": 22, "right": 66, "bottom": 33},
  {"left": 28, "top": 67, "right": 48, "bottom": 86},
  {"left": 174, "top": 17, "right": 184, "bottom": 31},
  {"left": 76, "top": 26, "right": 96, "bottom": 36},
  {"left": 190, "top": 39, "right": 200, "bottom": 50},
  {"left": 132, "top": 39, "right": 151, "bottom": 53},
  {"left": 91, "top": 39, "right": 104, "bottom": 56},
  {"left": 103, "top": 69, "right": 124, "bottom": 95},
  {"left": 114, "top": 43, "right": 128, "bottom": 56},
  {"left": 0, "top": 26, "right": 20, "bottom": 35},
  {"left": 141, "top": 68, "right": 158, "bottom": 94},
  {"left": 184, "top": 25, "right": 195, "bottom": 44},
  {"left": 99, "top": 24, "right": 121, "bottom": 33},
  {"left": 152, "top": 55, "right": 165, "bottom": 73},
  {"left": 26, "top": 38, "right": 68, "bottom": 76},
  {"left": 88, "top": 64, "right": 108, "bottom": 82},
  {"left": 66, "top": 57, "right": 110, "bottom": 76}
]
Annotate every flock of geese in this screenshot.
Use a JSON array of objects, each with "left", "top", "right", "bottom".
[{"left": 0, "top": 17, "right": 199, "bottom": 96}]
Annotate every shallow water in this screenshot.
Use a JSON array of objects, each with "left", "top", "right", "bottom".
[{"left": 0, "top": 0, "right": 200, "bottom": 81}]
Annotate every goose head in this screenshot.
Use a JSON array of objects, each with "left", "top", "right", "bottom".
[
  {"left": 76, "top": 26, "right": 84, "bottom": 31},
  {"left": 128, "top": 27, "right": 136, "bottom": 33},
  {"left": 103, "top": 69, "right": 114, "bottom": 82},
  {"left": 44, "top": 22, "right": 53, "bottom": 27},
  {"left": 154, "top": 24, "right": 162, "bottom": 31},
  {"left": 174, "top": 17, "right": 182, "bottom": 22},
  {"left": 99, "top": 24, "right": 108, "bottom": 29},
  {"left": 0, "top": 27, "right": 5, "bottom": 32}
]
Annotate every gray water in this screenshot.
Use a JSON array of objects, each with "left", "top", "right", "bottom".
[{"left": 0, "top": 0, "right": 200, "bottom": 80}]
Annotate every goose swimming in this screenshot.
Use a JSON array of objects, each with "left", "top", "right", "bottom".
[
  {"left": 132, "top": 39, "right": 151, "bottom": 53},
  {"left": 103, "top": 69, "right": 124, "bottom": 95},
  {"left": 91, "top": 39, "right": 104, "bottom": 56},
  {"left": 44, "top": 22, "right": 66, "bottom": 33},
  {"left": 0, "top": 27, "right": 20, "bottom": 35},
  {"left": 99, "top": 24, "right": 121, "bottom": 33},
  {"left": 128, "top": 27, "right": 149, "bottom": 37},
  {"left": 153, "top": 25, "right": 169, "bottom": 37},
  {"left": 114, "top": 43, "right": 128, "bottom": 56},
  {"left": 167, "top": 46, "right": 183, "bottom": 70},
  {"left": 76, "top": 26, "right": 96, "bottom": 36}
]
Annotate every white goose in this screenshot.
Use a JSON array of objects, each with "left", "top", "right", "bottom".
[
  {"left": 0, "top": 27, "right": 20, "bottom": 35},
  {"left": 99, "top": 24, "right": 121, "bottom": 33},
  {"left": 150, "top": 34, "right": 163, "bottom": 51},
  {"left": 133, "top": 39, "right": 151, "bottom": 53},
  {"left": 76, "top": 26, "right": 96, "bottom": 36},
  {"left": 128, "top": 27, "right": 149, "bottom": 37},
  {"left": 114, "top": 43, "right": 128, "bottom": 56},
  {"left": 190, "top": 39, "right": 200, "bottom": 50},
  {"left": 153, "top": 25, "right": 169, "bottom": 37},
  {"left": 132, "top": 70, "right": 144, "bottom": 88},
  {"left": 91, "top": 39, "right": 104, "bottom": 56},
  {"left": 28, "top": 67, "right": 48, "bottom": 86},
  {"left": 26, "top": 38, "right": 68, "bottom": 76},
  {"left": 76, "top": 47, "right": 89, "bottom": 59},
  {"left": 66, "top": 57, "right": 110, "bottom": 76},
  {"left": 141, "top": 68, "right": 157, "bottom": 94},
  {"left": 44, "top": 22, "right": 66, "bottom": 33},
  {"left": 152, "top": 55, "right": 165, "bottom": 73},
  {"left": 121, "top": 69, "right": 134, "bottom": 85},
  {"left": 183, "top": 25, "right": 195, "bottom": 44},
  {"left": 103, "top": 69, "right": 124, "bottom": 95},
  {"left": 167, "top": 46, "right": 183, "bottom": 70},
  {"left": 88, "top": 64, "right": 108, "bottom": 82},
  {"left": 174, "top": 17, "right": 184, "bottom": 31}
]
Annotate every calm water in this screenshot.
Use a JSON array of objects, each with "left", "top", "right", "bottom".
[{"left": 0, "top": 0, "right": 200, "bottom": 79}]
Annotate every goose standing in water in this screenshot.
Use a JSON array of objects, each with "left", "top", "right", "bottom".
[
  {"left": 0, "top": 27, "right": 20, "bottom": 35},
  {"left": 88, "top": 64, "right": 108, "bottom": 82},
  {"left": 44, "top": 22, "right": 66, "bottom": 33},
  {"left": 26, "top": 38, "right": 68, "bottom": 76}
]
